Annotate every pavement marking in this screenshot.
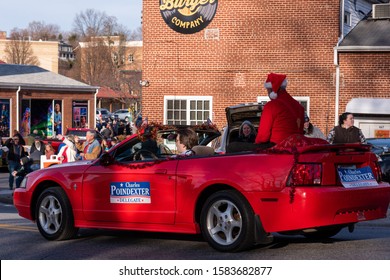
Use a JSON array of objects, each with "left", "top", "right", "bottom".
[{"left": 0, "top": 223, "right": 37, "bottom": 232}]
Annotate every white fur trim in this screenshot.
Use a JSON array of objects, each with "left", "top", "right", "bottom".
[
  {"left": 269, "top": 91, "right": 278, "bottom": 100},
  {"left": 280, "top": 78, "right": 288, "bottom": 88},
  {"left": 264, "top": 82, "right": 272, "bottom": 89}
]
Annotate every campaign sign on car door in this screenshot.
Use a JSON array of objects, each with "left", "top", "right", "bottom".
[
  {"left": 110, "top": 182, "right": 151, "bottom": 203},
  {"left": 337, "top": 166, "right": 378, "bottom": 188}
]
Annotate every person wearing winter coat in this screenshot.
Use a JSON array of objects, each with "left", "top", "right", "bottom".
[
  {"left": 255, "top": 73, "right": 305, "bottom": 146},
  {"left": 5, "top": 136, "right": 28, "bottom": 190},
  {"left": 12, "top": 156, "right": 33, "bottom": 188},
  {"left": 58, "top": 135, "right": 78, "bottom": 163},
  {"left": 237, "top": 120, "right": 256, "bottom": 143},
  {"left": 303, "top": 114, "right": 326, "bottom": 139}
]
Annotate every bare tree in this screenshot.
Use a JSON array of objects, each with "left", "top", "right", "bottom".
[
  {"left": 72, "top": 9, "right": 126, "bottom": 40},
  {"left": 3, "top": 28, "right": 39, "bottom": 65},
  {"left": 69, "top": 9, "right": 141, "bottom": 108},
  {"left": 27, "top": 21, "right": 60, "bottom": 41}
]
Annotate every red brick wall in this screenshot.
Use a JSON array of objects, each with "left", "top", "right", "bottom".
[
  {"left": 0, "top": 89, "right": 96, "bottom": 136},
  {"left": 142, "top": 0, "right": 340, "bottom": 133},
  {"left": 338, "top": 52, "right": 390, "bottom": 113}
]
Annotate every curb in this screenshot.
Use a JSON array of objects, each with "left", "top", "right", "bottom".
[{"left": 0, "top": 190, "right": 14, "bottom": 205}]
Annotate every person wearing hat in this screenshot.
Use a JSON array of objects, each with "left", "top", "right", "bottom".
[
  {"left": 30, "top": 135, "right": 45, "bottom": 156},
  {"left": 255, "top": 73, "right": 305, "bottom": 146},
  {"left": 303, "top": 113, "right": 326, "bottom": 139}
]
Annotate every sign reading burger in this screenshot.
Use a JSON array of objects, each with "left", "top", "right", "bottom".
[{"left": 160, "top": 0, "right": 218, "bottom": 34}]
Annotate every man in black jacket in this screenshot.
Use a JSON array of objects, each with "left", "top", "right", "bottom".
[{"left": 5, "top": 137, "right": 28, "bottom": 190}]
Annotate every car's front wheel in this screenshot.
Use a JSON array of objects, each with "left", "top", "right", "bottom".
[
  {"left": 200, "top": 190, "right": 255, "bottom": 252},
  {"left": 36, "top": 187, "right": 78, "bottom": 240}
]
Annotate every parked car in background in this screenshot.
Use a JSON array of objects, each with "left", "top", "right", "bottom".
[
  {"left": 96, "top": 108, "right": 112, "bottom": 122},
  {"left": 113, "top": 109, "right": 132, "bottom": 122},
  {"left": 367, "top": 137, "right": 390, "bottom": 182}
]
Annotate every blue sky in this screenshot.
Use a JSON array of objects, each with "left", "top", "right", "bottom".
[{"left": 0, "top": 0, "right": 142, "bottom": 34}]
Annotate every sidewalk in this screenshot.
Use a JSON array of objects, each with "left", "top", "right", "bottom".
[{"left": 0, "top": 168, "right": 14, "bottom": 205}]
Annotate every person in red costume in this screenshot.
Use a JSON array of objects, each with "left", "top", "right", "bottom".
[{"left": 255, "top": 73, "right": 305, "bottom": 146}]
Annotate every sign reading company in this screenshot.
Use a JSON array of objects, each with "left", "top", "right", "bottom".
[
  {"left": 110, "top": 182, "right": 151, "bottom": 204},
  {"left": 160, "top": 0, "right": 218, "bottom": 34}
]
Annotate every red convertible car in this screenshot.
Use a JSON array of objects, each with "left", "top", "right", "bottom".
[{"left": 13, "top": 105, "right": 390, "bottom": 252}]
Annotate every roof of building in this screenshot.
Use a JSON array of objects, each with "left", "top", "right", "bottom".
[
  {"left": 0, "top": 64, "right": 98, "bottom": 92},
  {"left": 340, "top": 18, "right": 390, "bottom": 48}
]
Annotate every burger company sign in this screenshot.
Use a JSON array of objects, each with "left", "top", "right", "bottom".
[{"left": 160, "top": 0, "right": 218, "bottom": 34}]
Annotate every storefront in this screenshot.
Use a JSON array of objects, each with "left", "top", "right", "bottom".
[{"left": 0, "top": 64, "right": 98, "bottom": 140}]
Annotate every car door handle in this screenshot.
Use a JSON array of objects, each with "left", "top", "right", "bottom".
[{"left": 155, "top": 169, "right": 167, "bottom": 174}]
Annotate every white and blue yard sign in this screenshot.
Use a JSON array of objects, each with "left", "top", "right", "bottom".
[
  {"left": 110, "top": 182, "right": 151, "bottom": 204},
  {"left": 337, "top": 166, "right": 378, "bottom": 188}
]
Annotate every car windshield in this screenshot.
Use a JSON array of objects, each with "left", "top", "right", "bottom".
[{"left": 109, "top": 126, "right": 220, "bottom": 163}]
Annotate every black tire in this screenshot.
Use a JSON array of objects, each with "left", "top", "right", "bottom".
[
  {"left": 302, "top": 226, "right": 343, "bottom": 239},
  {"left": 36, "top": 187, "right": 78, "bottom": 240},
  {"left": 200, "top": 190, "right": 255, "bottom": 252}
]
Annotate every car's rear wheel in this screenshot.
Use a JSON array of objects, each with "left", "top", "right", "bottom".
[
  {"left": 200, "top": 190, "right": 255, "bottom": 252},
  {"left": 36, "top": 187, "right": 78, "bottom": 240}
]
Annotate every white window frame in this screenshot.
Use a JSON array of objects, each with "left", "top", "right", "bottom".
[
  {"left": 344, "top": 11, "right": 351, "bottom": 26},
  {"left": 163, "top": 96, "right": 213, "bottom": 125},
  {"left": 257, "top": 96, "right": 310, "bottom": 115}
]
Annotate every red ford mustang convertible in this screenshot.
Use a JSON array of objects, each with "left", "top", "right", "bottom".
[{"left": 13, "top": 105, "right": 390, "bottom": 252}]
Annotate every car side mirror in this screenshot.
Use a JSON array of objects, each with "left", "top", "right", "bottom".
[{"left": 100, "top": 152, "right": 114, "bottom": 166}]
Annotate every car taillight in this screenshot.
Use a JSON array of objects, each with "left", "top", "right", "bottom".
[
  {"left": 287, "top": 163, "right": 322, "bottom": 186},
  {"left": 373, "top": 162, "right": 382, "bottom": 182}
]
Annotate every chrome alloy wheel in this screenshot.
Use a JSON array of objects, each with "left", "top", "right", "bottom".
[
  {"left": 206, "top": 199, "right": 243, "bottom": 246},
  {"left": 38, "top": 195, "right": 63, "bottom": 235}
]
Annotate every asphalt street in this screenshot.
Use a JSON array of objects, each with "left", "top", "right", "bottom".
[{"left": 0, "top": 168, "right": 13, "bottom": 204}]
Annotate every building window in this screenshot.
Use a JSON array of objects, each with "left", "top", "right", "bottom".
[
  {"left": 257, "top": 96, "right": 309, "bottom": 114},
  {"left": 164, "top": 96, "right": 213, "bottom": 125},
  {"left": 0, "top": 99, "right": 10, "bottom": 137},
  {"left": 128, "top": 54, "right": 134, "bottom": 63},
  {"left": 344, "top": 11, "right": 351, "bottom": 26}
]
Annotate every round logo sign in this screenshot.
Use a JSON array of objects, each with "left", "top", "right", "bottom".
[{"left": 160, "top": 0, "right": 218, "bottom": 34}]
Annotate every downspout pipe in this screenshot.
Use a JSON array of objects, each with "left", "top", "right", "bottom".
[
  {"left": 334, "top": 0, "right": 345, "bottom": 126},
  {"left": 16, "top": 86, "right": 21, "bottom": 132},
  {"left": 94, "top": 88, "right": 99, "bottom": 130}
]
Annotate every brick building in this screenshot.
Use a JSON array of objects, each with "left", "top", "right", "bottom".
[
  {"left": 141, "top": 0, "right": 390, "bottom": 137},
  {"left": 0, "top": 64, "right": 98, "bottom": 139},
  {"left": 0, "top": 33, "right": 59, "bottom": 73}
]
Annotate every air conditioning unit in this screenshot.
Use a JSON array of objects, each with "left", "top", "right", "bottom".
[{"left": 373, "top": 3, "right": 390, "bottom": 19}]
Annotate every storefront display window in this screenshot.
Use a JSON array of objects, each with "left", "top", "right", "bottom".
[
  {"left": 0, "top": 99, "right": 10, "bottom": 137},
  {"left": 20, "top": 99, "right": 63, "bottom": 138},
  {"left": 73, "top": 100, "right": 88, "bottom": 128}
]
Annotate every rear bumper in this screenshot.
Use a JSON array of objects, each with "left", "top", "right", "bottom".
[{"left": 249, "top": 183, "right": 390, "bottom": 232}]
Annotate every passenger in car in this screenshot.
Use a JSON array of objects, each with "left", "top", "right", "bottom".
[
  {"left": 175, "top": 128, "right": 199, "bottom": 156},
  {"left": 237, "top": 120, "right": 256, "bottom": 143},
  {"left": 255, "top": 72, "right": 305, "bottom": 146},
  {"left": 75, "top": 131, "right": 102, "bottom": 160}
]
